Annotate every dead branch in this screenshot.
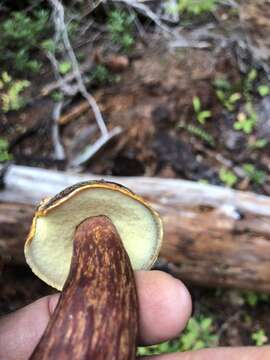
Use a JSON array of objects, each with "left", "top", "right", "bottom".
[
  {"left": 2, "top": 165, "right": 270, "bottom": 293},
  {"left": 58, "top": 101, "right": 90, "bottom": 125},
  {"left": 52, "top": 101, "right": 66, "bottom": 160},
  {"left": 49, "top": 0, "right": 109, "bottom": 137}
]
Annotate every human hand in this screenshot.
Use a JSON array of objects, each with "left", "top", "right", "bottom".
[{"left": 0, "top": 271, "right": 269, "bottom": 360}]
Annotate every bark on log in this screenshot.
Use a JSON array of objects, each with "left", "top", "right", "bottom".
[{"left": 2, "top": 165, "right": 270, "bottom": 292}]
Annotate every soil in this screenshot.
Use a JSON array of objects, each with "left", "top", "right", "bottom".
[{"left": 1, "top": 1, "right": 270, "bottom": 350}]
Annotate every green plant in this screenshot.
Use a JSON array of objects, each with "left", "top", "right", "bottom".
[
  {"left": 91, "top": 64, "right": 111, "bottom": 85},
  {"left": 242, "top": 291, "right": 270, "bottom": 307},
  {"left": 186, "top": 124, "right": 215, "bottom": 146},
  {"left": 258, "top": 85, "right": 270, "bottom": 97},
  {"left": 251, "top": 329, "right": 268, "bottom": 346},
  {"left": 193, "top": 96, "right": 212, "bottom": 125},
  {"left": 0, "top": 9, "right": 50, "bottom": 74},
  {"left": 249, "top": 138, "right": 268, "bottom": 150},
  {"left": 181, "top": 316, "right": 219, "bottom": 351},
  {"left": 219, "top": 168, "right": 238, "bottom": 188},
  {"left": 138, "top": 315, "right": 219, "bottom": 356},
  {"left": 234, "top": 103, "right": 257, "bottom": 134},
  {"left": 214, "top": 78, "right": 241, "bottom": 112},
  {"left": 178, "top": 0, "right": 218, "bottom": 15},
  {"left": 58, "top": 61, "right": 72, "bottom": 75},
  {"left": 0, "top": 138, "right": 12, "bottom": 163},
  {"left": 243, "top": 68, "right": 257, "bottom": 101},
  {"left": 41, "top": 39, "right": 56, "bottom": 53},
  {"left": 50, "top": 91, "right": 64, "bottom": 103},
  {"left": 0, "top": 72, "right": 30, "bottom": 112},
  {"left": 138, "top": 340, "right": 176, "bottom": 356},
  {"left": 243, "top": 164, "right": 267, "bottom": 185},
  {"left": 108, "top": 10, "right": 135, "bottom": 51}
]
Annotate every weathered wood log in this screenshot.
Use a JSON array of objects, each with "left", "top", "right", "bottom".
[
  {"left": 2, "top": 165, "right": 270, "bottom": 292},
  {"left": 0, "top": 202, "right": 34, "bottom": 264}
]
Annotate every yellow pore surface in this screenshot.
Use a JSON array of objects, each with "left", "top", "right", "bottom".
[{"left": 25, "top": 186, "right": 163, "bottom": 290}]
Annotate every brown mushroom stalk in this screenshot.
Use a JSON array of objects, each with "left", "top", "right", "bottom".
[
  {"left": 25, "top": 181, "right": 163, "bottom": 359},
  {"left": 30, "top": 216, "right": 138, "bottom": 360}
]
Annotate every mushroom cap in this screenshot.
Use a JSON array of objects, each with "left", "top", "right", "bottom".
[{"left": 25, "top": 180, "right": 163, "bottom": 290}]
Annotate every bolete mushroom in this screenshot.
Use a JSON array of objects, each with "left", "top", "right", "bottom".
[{"left": 25, "top": 180, "right": 163, "bottom": 360}]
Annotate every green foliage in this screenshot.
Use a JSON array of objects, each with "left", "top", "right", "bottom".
[
  {"left": 249, "top": 138, "right": 268, "bottom": 150},
  {"left": 243, "top": 164, "right": 267, "bottom": 185},
  {"left": 242, "top": 291, "right": 270, "bottom": 308},
  {"left": 108, "top": 10, "right": 135, "bottom": 51},
  {"left": 91, "top": 65, "right": 112, "bottom": 85},
  {"left": 214, "top": 78, "right": 241, "bottom": 112},
  {"left": 0, "top": 9, "right": 50, "bottom": 74},
  {"left": 59, "top": 61, "right": 72, "bottom": 75},
  {"left": 258, "top": 85, "right": 270, "bottom": 97},
  {"left": 219, "top": 168, "right": 238, "bottom": 188},
  {"left": 234, "top": 103, "right": 257, "bottom": 134},
  {"left": 186, "top": 124, "right": 215, "bottom": 146},
  {"left": 180, "top": 316, "right": 219, "bottom": 351},
  {"left": 0, "top": 72, "right": 30, "bottom": 112},
  {"left": 192, "top": 96, "right": 212, "bottom": 125},
  {"left": 178, "top": 0, "right": 218, "bottom": 15},
  {"left": 50, "top": 91, "right": 64, "bottom": 103},
  {"left": 0, "top": 138, "right": 12, "bottom": 163},
  {"left": 243, "top": 68, "right": 257, "bottom": 101},
  {"left": 251, "top": 329, "right": 268, "bottom": 346},
  {"left": 90, "top": 63, "right": 121, "bottom": 86},
  {"left": 138, "top": 315, "right": 219, "bottom": 356},
  {"left": 41, "top": 39, "right": 56, "bottom": 53}
]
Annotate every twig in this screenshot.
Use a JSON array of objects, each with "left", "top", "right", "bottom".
[
  {"left": 115, "top": 0, "right": 210, "bottom": 48},
  {"left": 70, "top": 126, "right": 123, "bottom": 167},
  {"left": 58, "top": 100, "right": 90, "bottom": 125},
  {"left": 46, "top": 51, "right": 78, "bottom": 97},
  {"left": 51, "top": 102, "right": 66, "bottom": 160},
  {"left": 40, "top": 61, "right": 93, "bottom": 97},
  {"left": 49, "top": 0, "right": 109, "bottom": 137},
  {"left": 218, "top": 311, "right": 242, "bottom": 338}
]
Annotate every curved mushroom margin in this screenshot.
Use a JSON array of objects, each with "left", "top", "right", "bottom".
[{"left": 25, "top": 180, "right": 163, "bottom": 290}]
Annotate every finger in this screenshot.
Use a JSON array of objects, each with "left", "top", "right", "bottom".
[
  {"left": 136, "top": 271, "right": 192, "bottom": 345},
  {"left": 0, "top": 293, "right": 60, "bottom": 360},
  {"left": 0, "top": 270, "right": 191, "bottom": 360},
  {"left": 138, "top": 346, "right": 270, "bottom": 360}
]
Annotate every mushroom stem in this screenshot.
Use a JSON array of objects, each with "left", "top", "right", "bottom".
[{"left": 30, "top": 216, "right": 139, "bottom": 360}]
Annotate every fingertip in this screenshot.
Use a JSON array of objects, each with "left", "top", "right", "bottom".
[{"left": 136, "top": 270, "right": 192, "bottom": 345}]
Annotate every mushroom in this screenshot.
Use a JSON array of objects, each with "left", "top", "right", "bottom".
[{"left": 25, "top": 180, "right": 163, "bottom": 360}]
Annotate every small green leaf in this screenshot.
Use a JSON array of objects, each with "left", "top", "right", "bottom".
[
  {"left": 216, "top": 90, "right": 225, "bottom": 102},
  {"left": 229, "top": 92, "right": 241, "bottom": 103},
  {"left": 251, "top": 138, "right": 268, "bottom": 149},
  {"left": 41, "top": 39, "right": 56, "bottom": 53},
  {"left": 219, "top": 168, "right": 238, "bottom": 187},
  {"left": 2, "top": 72, "right": 12, "bottom": 83},
  {"left": 213, "top": 78, "right": 231, "bottom": 90},
  {"left": 258, "top": 85, "right": 270, "bottom": 97},
  {"left": 51, "top": 91, "right": 64, "bottom": 102},
  {"left": 197, "top": 110, "right": 212, "bottom": 124},
  {"left": 193, "top": 96, "right": 201, "bottom": 113},
  {"left": 59, "top": 61, "right": 72, "bottom": 75},
  {"left": 251, "top": 329, "right": 268, "bottom": 346},
  {"left": 247, "top": 69, "right": 257, "bottom": 83},
  {"left": 233, "top": 122, "right": 242, "bottom": 130}
]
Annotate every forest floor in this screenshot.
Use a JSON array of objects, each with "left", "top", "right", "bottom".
[{"left": 1, "top": 0, "right": 270, "bottom": 353}]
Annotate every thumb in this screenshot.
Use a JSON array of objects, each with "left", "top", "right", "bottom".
[{"left": 0, "top": 294, "right": 59, "bottom": 360}]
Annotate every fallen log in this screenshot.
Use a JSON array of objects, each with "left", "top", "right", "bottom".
[{"left": 1, "top": 165, "right": 270, "bottom": 292}]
